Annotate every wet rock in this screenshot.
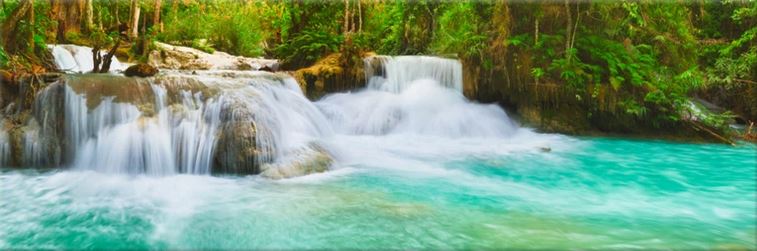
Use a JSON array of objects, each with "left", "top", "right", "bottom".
[
  {"left": 259, "top": 65, "right": 274, "bottom": 72},
  {"left": 41, "top": 73, "right": 63, "bottom": 83},
  {"left": 260, "top": 144, "right": 334, "bottom": 179},
  {"left": 212, "top": 98, "right": 268, "bottom": 175},
  {"left": 124, "top": 64, "right": 159, "bottom": 77}
]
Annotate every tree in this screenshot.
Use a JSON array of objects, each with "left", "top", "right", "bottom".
[
  {"left": 129, "top": 0, "right": 140, "bottom": 40},
  {"left": 84, "top": 0, "right": 94, "bottom": 32},
  {"left": 1, "top": 0, "right": 34, "bottom": 52},
  {"left": 153, "top": 0, "right": 162, "bottom": 32}
]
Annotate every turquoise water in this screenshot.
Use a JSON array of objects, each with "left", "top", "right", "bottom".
[{"left": 1, "top": 136, "right": 755, "bottom": 249}]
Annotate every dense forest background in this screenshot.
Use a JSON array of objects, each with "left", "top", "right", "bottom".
[{"left": 0, "top": 0, "right": 755, "bottom": 140}]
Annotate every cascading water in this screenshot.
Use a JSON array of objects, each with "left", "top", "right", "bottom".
[
  {"left": 317, "top": 55, "right": 517, "bottom": 137},
  {"left": 5, "top": 69, "right": 332, "bottom": 175},
  {"left": 48, "top": 44, "right": 128, "bottom": 73},
  {"left": 1, "top": 50, "right": 522, "bottom": 175},
  {"left": 364, "top": 55, "right": 464, "bottom": 92}
]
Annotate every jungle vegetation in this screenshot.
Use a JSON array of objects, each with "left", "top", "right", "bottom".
[{"left": 0, "top": 0, "right": 754, "bottom": 140}]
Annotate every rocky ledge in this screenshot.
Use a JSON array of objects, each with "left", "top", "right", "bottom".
[{"left": 148, "top": 42, "right": 279, "bottom": 71}]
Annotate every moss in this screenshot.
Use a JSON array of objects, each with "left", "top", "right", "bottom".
[{"left": 292, "top": 51, "right": 370, "bottom": 100}]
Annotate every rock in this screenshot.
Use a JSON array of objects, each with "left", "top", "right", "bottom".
[
  {"left": 259, "top": 65, "right": 274, "bottom": 72},
  {"left": 147, "top": 50, "right": 163, "bottom": 67},
  {"left": 212, "top": 98, "right": 267, "bottom": 175},
  {"left": 124, "top": 64, "right": 159, "bottom": 77},
  {"left": 260, "top": 143, "right": 334, "bottom": 179},
  {"left": 236, "top": 59, "right": 253, "bottom": 70},
  {"left": 0, "top": 70, "right": 12, "bottom": 85},
  {"left": 149, "top": 42, "right": 278, "bottom": 71},
  {"left": 41, "top": 73, "right": 62, "bottom": 83}
]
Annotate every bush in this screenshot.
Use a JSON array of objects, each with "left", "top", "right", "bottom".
[
  {"left": 0, "top": 46, "right": 8, "bottom": 68},
  {"left": 273, "top": 30, "right": 343, "bottom": 69}
]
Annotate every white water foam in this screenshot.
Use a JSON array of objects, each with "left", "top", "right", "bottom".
[{"left": 47, "top": 44, "right": 128, "bottom": 73}]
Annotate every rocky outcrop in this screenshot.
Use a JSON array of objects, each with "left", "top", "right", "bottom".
[
  {"left": 148, "top": 42, "right": 278, "bottom": 71},
  {"left": 293, "top": 52, "right": 370, "bottom": 99},
  {"left": 124, "top": 64, "right": 159, "bottom": 77}
]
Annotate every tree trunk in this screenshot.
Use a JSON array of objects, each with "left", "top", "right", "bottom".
[
  {"left": 357, "top": 0, "right": 362, "bottom": 32},
  {"left": 49, "top": 0, "right": 64, "bottom": 43},
  {"left": 84, "top": 0, "right": 94, "bottom": 33},
  {"left": 153, "top": 0, "right": 162, "bottom": 31},
  {"left": 27, "top": 0, "right": 34, "bottom": 54},
  {"left": 171, "top": 0, "right": 178, "bottom": 22},
  {"left": 99, "top": 38, "right": 121, "bottom": 73},
  {"left": 1, "top": 0, "right": 33, "bottom": 51},
  {"left": 534, "top": 18, "right": 539, "bottom": 45},
  {"left": 140, "top": 10, "right": 148, "bottom": 57},
  {"left": 129, "top": 0, "right": 140, "bottom": 40},
  {"left": 97, "top": 3, "right": 103, "bottom": 31},
  {"left": 92, "top": 46, "right": 102, "bottom": 73},
  {"left": 343, "top": 0, "right": 350, "bottom": 34},
  {"left": 570, "top": 3, "right": 580, "bottom": 50},
  {"left": 114, "top": 0, "right": 120, "bottom": 26},
  {"left": 61, "top": 0, "right": 82, "bottom": 34},
  {"left": 564, "top": 0, "right": 572, "bottom": 61}
]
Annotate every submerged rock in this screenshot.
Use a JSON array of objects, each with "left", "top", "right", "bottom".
[
  {"left": 260, "top": 144, "right": 334, "bottom": 179},
  {"left": 124, "top": 64, "right": 159, "bottom": 77}
]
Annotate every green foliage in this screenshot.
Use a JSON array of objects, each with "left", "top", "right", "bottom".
[
  {"left": 432, "top": 2, "right": 487, "bottom": 58},
  {"left": 705, "top": 1, "right": 757, "bottom": 88},
  {"left": 365, "top": 1, "right": 405, "bottom": 54},
  {"left": 531, "top": 67, "right": 544, "bottom": 80},
  {"left": 0, "top": 46, "right": 8, "bottom": 68},
  {"left": 159, "top": 2, "right": 214, "bottom": 47},
  {"left": 89, "top": 30, "right": 117, "bottom": 48},
  {"left": 190, "top": 39, "right": 214, "bottom": 54},
  {"left": 273, "top": 30, "right": 343, "bottom": 68},
  {"left": 159, "top": 1, "right": 269, "bottom": 57},
  {"left": 267, "top": 1, "right": 344, "bottom": 68}
]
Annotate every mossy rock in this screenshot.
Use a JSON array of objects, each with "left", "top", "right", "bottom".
[{"left": 124, "top": 64, "right": 159, "bottom": 77}]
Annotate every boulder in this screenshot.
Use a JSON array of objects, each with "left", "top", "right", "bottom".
[
  {"left": 212, "top": 98, "right": 269, "bottom": 175},
  {"left": 260, "top": 144, "right": 334, "bottom": 179},
  {"left": 124, "top": 64, "right": 159, "bottom": 77}
]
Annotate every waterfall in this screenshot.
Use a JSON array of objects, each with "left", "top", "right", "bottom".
[
  {"left": 317, "top": 55, "right": 517, "bottom": 137},
  {"left": 364, "top": 56, "right": 463, "bottom": 93},
  {"left": 0, "top": 122, "right": 10, "bottom": 166},
  {"left": 48, "top": 44, "right": 128, "bottom": 73},
  {"left": 1, "top": 47, "right": 520, "bottom": 177},
  {"left": 1, "top": 70, "right": 332, "bottom": 175}
]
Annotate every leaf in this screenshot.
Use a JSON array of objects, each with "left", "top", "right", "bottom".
[{"left": 610, "top": 76, "right": 622, "bottom": 90}]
